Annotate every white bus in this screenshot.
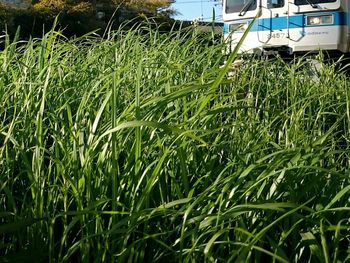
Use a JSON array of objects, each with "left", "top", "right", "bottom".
[{"left": 223, "top": 0, "right": 349, "bottom": 55}]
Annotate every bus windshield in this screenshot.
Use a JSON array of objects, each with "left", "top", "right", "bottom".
[
  {"left": 295, "top": 0, "right": 336, "bottom": 5},
  {"left": 226, "top": 0, "right": 257, "bottom": 13}
]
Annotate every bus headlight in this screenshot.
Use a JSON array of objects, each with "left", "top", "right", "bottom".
[{"left": 306, "top": 15, "right": 333, "bottom": 26}]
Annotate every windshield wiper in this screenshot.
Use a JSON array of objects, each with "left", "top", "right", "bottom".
[
  {"left": 238, "top": 0, "right": 256, "bottom": 16},
  {"left": 304, "top": 0, "right": 318, "bottom": 8}
]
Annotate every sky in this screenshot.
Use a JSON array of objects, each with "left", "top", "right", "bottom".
[{"left": 171, "top": 0, "right": 223, "bottom": 22}]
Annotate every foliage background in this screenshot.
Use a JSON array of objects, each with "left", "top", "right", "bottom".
[{"left": 0, "top": 0, "right": 175, "bottom": 37}]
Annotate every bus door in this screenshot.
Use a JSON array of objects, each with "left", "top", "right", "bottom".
[{"left": 258, "top": 0, "right": 289, "bottom": 47}]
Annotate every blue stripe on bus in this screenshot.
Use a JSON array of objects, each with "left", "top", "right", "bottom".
[
  {"left": 224, "top": 23, "right": 230, "bottom": 34},
  {"left": 254, "top": 11, "right": 347, "bottom": 31},
  {"left": 224, "top": 11, "right": 348, "bottom": 32}
]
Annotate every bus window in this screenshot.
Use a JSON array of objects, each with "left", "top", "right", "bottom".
[
  {"left": 226, "top": 0, "right": 257, "bottom": 13},
  {"left": 268, "top": 0, "right": 284, "bottom": 8},
  {"left": 295, "top": 0, "right": 336, "bottom": 5}
]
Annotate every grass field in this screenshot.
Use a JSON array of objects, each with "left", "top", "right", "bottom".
[{"left": 1, "top": 24, "right": 350, "bottom": 262}]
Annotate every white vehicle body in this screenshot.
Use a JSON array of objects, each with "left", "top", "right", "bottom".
[{"left": 223, "top": 0, "right": 349, "bottom": 55}]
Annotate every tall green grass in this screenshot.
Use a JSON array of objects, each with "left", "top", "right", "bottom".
[{"left": 0, "top": 23, "right": 349, "bottom": 262}]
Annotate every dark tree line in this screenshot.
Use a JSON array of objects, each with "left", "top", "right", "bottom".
[{"left": 0, "top": 0, "right": 176, "bottom": 37}]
